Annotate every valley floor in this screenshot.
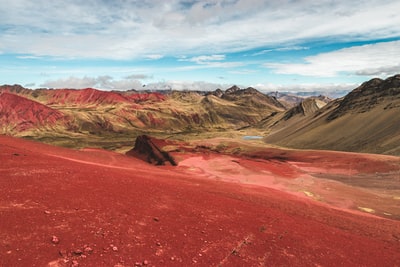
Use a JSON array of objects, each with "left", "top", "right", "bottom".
[{"left": 1, "top": 135, "right": 399, "bottom": 266}]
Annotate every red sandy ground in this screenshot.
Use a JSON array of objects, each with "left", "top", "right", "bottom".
[{"left": 1, "top": 135, "right": 400, "bottom": 266}]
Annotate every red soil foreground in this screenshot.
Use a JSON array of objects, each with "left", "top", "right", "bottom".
[{"left": 1, "top": 136, "right": 400, "bottom": 266}]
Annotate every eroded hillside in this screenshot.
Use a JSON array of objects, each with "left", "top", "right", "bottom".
[
  {"left": 0, "top": 85, "right": 285, "bottom": 149},
  {"left": 262, "top": 75, "right": 400, "bottom": 155}
]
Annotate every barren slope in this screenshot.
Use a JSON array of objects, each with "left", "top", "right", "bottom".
[
  {"left": 1, "top": 136, "right": 400, "bottom": 266},
  {"left": 263, "top": 75, "right": 400, "bottom": 155}
]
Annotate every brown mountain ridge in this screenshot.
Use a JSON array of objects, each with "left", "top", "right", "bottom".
[{"left": 262, "top": 74, "right": 400, "bottom": 155}]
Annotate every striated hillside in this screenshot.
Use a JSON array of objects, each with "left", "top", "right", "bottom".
[
  {"left": 0, "top": 85, "right": 284, "bottom": 148},
  {"left": 263, "top": 75, "right": 400, "bottom": 155},
  {"left": 249, "top": 97, "right": 329, "bottom": 136},
  {"left": 1, "top": 75, "right": 399, "bottom": 155},
  {"left": 0, "top": 92, "right": 66, "bottom": 133}
]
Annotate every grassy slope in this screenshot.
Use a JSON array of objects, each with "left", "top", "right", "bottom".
[{"left": 263, "top": 76, "right": 400, "bottom": 155}]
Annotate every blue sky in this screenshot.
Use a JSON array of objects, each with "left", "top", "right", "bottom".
[{"left": 1, "top": 0, "right": 399, "bottom": 95}]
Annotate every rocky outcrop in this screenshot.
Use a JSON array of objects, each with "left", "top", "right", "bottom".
[
  {"left": 327, "top": 74, "right": 400, "bottom": 120},
  {"left": 282, "top": 97, "right": 327, "bottom": 120},
  {"left": 126, "top": 135, "right": 177, "bottom": 166}
]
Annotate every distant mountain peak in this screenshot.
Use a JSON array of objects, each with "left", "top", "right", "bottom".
[{"left": 225, "top": 85, "right": 241, "bottom": 94}]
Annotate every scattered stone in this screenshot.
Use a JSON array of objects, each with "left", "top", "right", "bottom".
[
  {"left": 84, "top": 246, "right": 93, "bottom": 254},
  {"left": 51, "top": 235, "right": 60, "bottom": 244},
  {"left": 134, "top": 262, "right": 142, "bottom": 266},
  {"left": 73, "top": 249, "right": 83, "bottom": 256},
  {"left": 44, "top": 210, "right": 51, "bottom": 215},
  {"left": 153, "top": 217, "right": 160, "bottom": 222},
  {"left": 58, "top": 249, "right": 67, "bottom": 257},
  {"left": 6, "top": 250, "right": 12, "bottom": 254},
  {"left": 71, "top": 260, "right": 79, "bottom": 267},
  {"left": 143, "top": 260, "right": 149, "bottom": 265}
]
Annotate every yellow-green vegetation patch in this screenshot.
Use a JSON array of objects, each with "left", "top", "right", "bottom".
[
  {"left": 162, "top": 145, "right": 181, "bottom": 152},
  {"left": 303, "top": 191, "right": 314, "bottom": 197},
  {"left": 357, "top": 207, "right": 375, "bottom": 213}
]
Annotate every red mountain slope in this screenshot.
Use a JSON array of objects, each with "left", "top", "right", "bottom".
[
  {"left": 43, "top": 88, "right": 167, "bottom": 106},
  {"left": 45, "top": 88, "right": 131, "bottom": 106},
  {"left": 0, "top": 92, "right": 65, "bottom": 132}
]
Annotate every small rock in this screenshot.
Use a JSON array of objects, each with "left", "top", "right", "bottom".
[
  {"left": 51, "top": 235, "right": 60, "bottom": 244},
  {"left": 153, "top": 217, "right": 159, "bottom": 222},
  {"left": 73, "top": 249, "right": 83, "bottom": 256},
  {"left": 44, "top": 210, "right": 51, "bottom": 215},
  {"left": 84, "top": 246, "right": 93, "bottom": 254},
  {"left": 58, "top": 249, "right": 67, "bottom": 257},
  {"left": 112, "top": 246, "right": 118, "bottom": 252},
  {"left": 134, "top": 262, "right": 142, "bottom": 266},
  {"left": 143, "top": 260, "right": 149, "bottom": 265},
  {"left": 71, "top": 260, "right": 79, "bottom": 267},
  {"left": 156, "top": 242, "right": 161, "bottom": 247}
]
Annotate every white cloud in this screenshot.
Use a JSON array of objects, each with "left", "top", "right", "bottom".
[
  {"left": 41, "top": 75, "right": 143, "bottom": 90},
  {"left": 145, "top": 54, "right": 164, "bottom": 60},
  {"left": 184, "top": 54, "right": 226, "bottom": 64},
  {"left": 253, "top": 82, "right": 357, "bottom": 93},
  {"left": 176, "top": 54, "right": 245, "bottom": 69},
  {"left": 1, "top": 0, "right": 399, "bottom": 59},
  {"left": 252, "top": 46, "right": 309, "bottom": 56},
  {"left": 145, "top": 80, "right": 235, "bottom": 91},
  {"left": 17, "top": 55, "right": 42, "bottom": 59},
  {"left": 124, "top": 74, "right": 153, "bottom": 80},
  {"left": 264, "top": 41, "right": 400, "bottom": 77}
]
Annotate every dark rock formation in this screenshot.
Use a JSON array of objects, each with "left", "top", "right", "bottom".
[{"left": 126, "top": 135, "right": 176, "bottom": 166}]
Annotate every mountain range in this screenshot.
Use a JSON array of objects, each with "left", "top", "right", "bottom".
[{"left": 1, "top": 74, "right": 399, "bottom": 155}]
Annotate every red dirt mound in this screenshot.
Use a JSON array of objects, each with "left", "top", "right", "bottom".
[
  {"left": 1, "top": 136, "right": 400, "bottom": 266},
  {"left": 0, "top": 92, "right": 65, "bottom": 132}
]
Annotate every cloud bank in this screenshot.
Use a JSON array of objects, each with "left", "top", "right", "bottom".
[
  {"left": 264, "top": 41, "right": 400, "bottom": 77},
  {"left": 41, "top": 76, "right": 143, "bottom": 90},
  {"left": 1, "top": 0, "right": 400, "bottom": 59}
]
